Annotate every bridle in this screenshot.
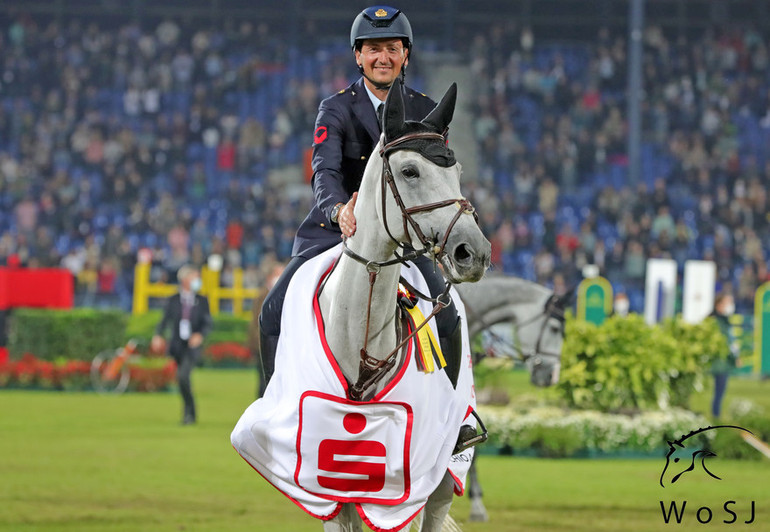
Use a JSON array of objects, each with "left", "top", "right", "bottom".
[
  {"left": 466, "top": 293, "right": 566, "bottom": 366},
  {"left": 377, "top": 131, "right": 477, "bottom": 262},
  {"left": 338, "top": 130, "right": 478, "bottom": 402},
  {"left": 513, "top": 294, "right": 566, "bottom": 363}
]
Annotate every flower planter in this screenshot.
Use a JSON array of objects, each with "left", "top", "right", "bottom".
[{"left": 0, "top": 353, "right": 175, "bottom": 392}]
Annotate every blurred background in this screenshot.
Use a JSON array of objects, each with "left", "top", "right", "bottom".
[{"left": 0, "top": 0, "right": 768, "bottom": 314}]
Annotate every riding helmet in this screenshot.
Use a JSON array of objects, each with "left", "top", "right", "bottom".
[{"left": 350, "top": 6, "right": 413, "bottom": 51}]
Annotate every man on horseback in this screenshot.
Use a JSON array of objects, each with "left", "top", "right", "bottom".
[{"left": 258, "top": 5, "right": 464, "bottom": 394}]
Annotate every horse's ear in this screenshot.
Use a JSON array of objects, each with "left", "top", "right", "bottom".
[
  {"left": 383, "top": 83, "right": 406, "bottom": 143},
  {"left": 422, "top": 82, "right": 457, "bottom": 133}
]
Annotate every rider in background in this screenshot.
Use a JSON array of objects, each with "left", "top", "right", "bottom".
[{"left": 258, "top": 5, "right": 463, "bottom": 394}]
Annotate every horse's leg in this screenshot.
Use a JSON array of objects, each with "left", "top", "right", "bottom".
[
  {"left": 468, "top": 455, "right": 488, "bottom": 522},
  {"left": 323, "top": 503, "right": 363, "bottom": 532},
  {"left": 417, "top": 471, "right": 455, "bottom": 532}
]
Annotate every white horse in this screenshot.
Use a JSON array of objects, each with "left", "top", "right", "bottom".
[
  {"left": 454, "top": 275, "right": 569, "bottom": 522},
  {"left": 319, "top": 83, "right": 489, "bottom": 532},
  {"left": 233, "top": 83, "right": 490, "bottom": 532}
]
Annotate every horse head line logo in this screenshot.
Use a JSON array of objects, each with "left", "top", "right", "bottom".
[{"left": 660, "top": 425, "right": 753, "bottom": 488}]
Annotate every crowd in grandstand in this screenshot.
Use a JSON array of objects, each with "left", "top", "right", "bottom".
[
  {"left": 0, "top": 15, "right": 768, "bottom": 313},
  {"left": 464, "top": 22, "right": 770, "bottom": 312}
]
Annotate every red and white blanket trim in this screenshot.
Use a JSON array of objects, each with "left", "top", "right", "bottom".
[{"left": 231, "top": 243, "right": 476, "bottom": 532}]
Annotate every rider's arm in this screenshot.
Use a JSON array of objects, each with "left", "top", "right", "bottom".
[{"left": 310, "top": 99, "right": 350, "bottom": 226}]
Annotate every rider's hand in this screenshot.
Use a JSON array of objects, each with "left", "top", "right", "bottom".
[
  {"left": 339, "top": 192, "right": 358, "bottom": 238},
  {"left": 189, "top": 333, "right": 204, "bottom": 349}
]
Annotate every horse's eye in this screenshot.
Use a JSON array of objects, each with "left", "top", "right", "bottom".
[{"left": 402, "top": 165, "right": 419, "bottom": 179}]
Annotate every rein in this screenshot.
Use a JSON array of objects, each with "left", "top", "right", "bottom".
[
  {"left": 343, "top": 244, "right": 452, "bottom": 402},
  {"left": 341, "top": 131, "right": 478, "bottom": 402}
]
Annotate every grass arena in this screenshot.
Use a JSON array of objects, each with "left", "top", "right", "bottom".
[{"left": 2, "top": 370, "right": 769, "bottom": 532}]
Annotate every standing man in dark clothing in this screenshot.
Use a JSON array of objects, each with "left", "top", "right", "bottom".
[
  {"left": 153, "top": 265, "right": 212, "bottom": 425},
  {"left": 710, "top": 292, "right": 739, "bottom": 420},
  {"left": 258, "top": 5, "right": 464, "bottom": 393}
]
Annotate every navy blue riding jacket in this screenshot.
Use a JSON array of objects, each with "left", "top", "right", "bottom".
[{"left": 292, "top": 78, "right": 437, "bottom": 258}]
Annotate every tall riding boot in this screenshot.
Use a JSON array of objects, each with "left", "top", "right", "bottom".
[
  {"left": 439, "top": 318, "right": 463, "bottom": 389},
  {"left": 258, "top": 331, "right": 280, "bottom": 397}
]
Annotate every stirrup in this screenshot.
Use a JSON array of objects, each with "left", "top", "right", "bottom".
[{"left": 453, "top": 409, "right": 488, "bottom": 454}]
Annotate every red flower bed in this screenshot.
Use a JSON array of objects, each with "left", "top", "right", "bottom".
[
  {"left": 129, "top": 360, "right": 177, "bottom": 392},
  {"left": 0, "top": 353, "right": 175, "bottom": 392},
  {"left": 204, "top": 341, "right": 252, "bottom": 367}
]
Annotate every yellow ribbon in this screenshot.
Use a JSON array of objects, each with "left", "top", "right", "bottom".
[{"left": 404, "top": 304, "right": 446, "bottom": 373}]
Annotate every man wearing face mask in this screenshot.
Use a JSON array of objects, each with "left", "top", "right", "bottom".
[
  {"left": 613, "top": 292, "right": 630, "bottom": 317},
  {"left": 709, "top": 292, "right": 740, "bottom": 420},
  {"left": 152, "top": 265, "right": 212, "bottom": 425}
]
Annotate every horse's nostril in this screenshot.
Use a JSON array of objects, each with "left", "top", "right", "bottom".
[{"left": 453, "top": 243, "right": 472, "bottom": 264}]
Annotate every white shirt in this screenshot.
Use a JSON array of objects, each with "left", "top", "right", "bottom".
[{"left": 364, "top": 82, "right": 385, "bottom": 118}]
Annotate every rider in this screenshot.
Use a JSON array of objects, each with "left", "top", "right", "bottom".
[{"left": 258, "top": 5, "right": 463, "bottom": 393}]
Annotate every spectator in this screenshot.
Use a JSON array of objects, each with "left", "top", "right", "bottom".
[
  {"left": 152, "top": 265, "right": 211, "bottom": 425},
  {"left": 709, "top": 292, "right": 739, "bottom": 420},
  {"left": 1, "top": 14, "right": 769, "bottom": 318}
]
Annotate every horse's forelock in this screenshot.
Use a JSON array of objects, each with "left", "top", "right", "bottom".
[{"left": 386, "top": 121, "right": 456, "bottom": 168}]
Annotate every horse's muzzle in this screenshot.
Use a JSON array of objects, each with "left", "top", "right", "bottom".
[{"left": 441, "top": 233, "right": 491, "bottom": 284}]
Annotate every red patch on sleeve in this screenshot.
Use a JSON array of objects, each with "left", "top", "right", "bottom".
[{"left": 314, "top": 126, "right": 328, "bottom": 144}]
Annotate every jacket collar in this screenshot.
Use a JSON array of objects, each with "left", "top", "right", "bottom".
[{"left": 351, "top": 78, "right": 382, "bottom": 143}]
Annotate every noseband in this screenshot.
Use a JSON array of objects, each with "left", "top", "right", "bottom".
[{"left": 339, "top": 131, "right": 479, "bottom": 402}]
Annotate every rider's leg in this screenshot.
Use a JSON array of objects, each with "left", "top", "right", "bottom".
[
  {"left": 412, "top": 256, "right": 462, "bottom": 388},
  {"left": 258, "top": 256, "right": 308, "bottom": 396}
]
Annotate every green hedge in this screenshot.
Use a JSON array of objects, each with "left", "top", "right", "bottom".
[
  {"left": 8, "top": 308, "right": 251, "bottom": 363},
  {"left": 124, "top": 310, "right": 249, "bottom": 346},
  {"left": 558, "top": 314, "right": 727, "bottom": 412},
  {"left": 8, "top": 308, "right": 127, "bottom": 361}
]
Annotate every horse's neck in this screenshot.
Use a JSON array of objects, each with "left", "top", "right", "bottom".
[{"left": 318, "top": 201, "right": 401, "bottom": 390}]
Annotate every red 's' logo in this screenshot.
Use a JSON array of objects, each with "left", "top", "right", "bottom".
[
  {"left": 314, "top": 126, "right": 328, "bottom": 144},
  {"left": 316, "top": 413, "right": 386, "bottom": 492}
]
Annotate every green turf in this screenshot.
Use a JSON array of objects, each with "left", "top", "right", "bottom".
[
  {"left": 2, "top": 369, "right": 769, "bottom": 531},
  {"left": 480, "top": 361, "right": 770, "bottom": 418}
]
